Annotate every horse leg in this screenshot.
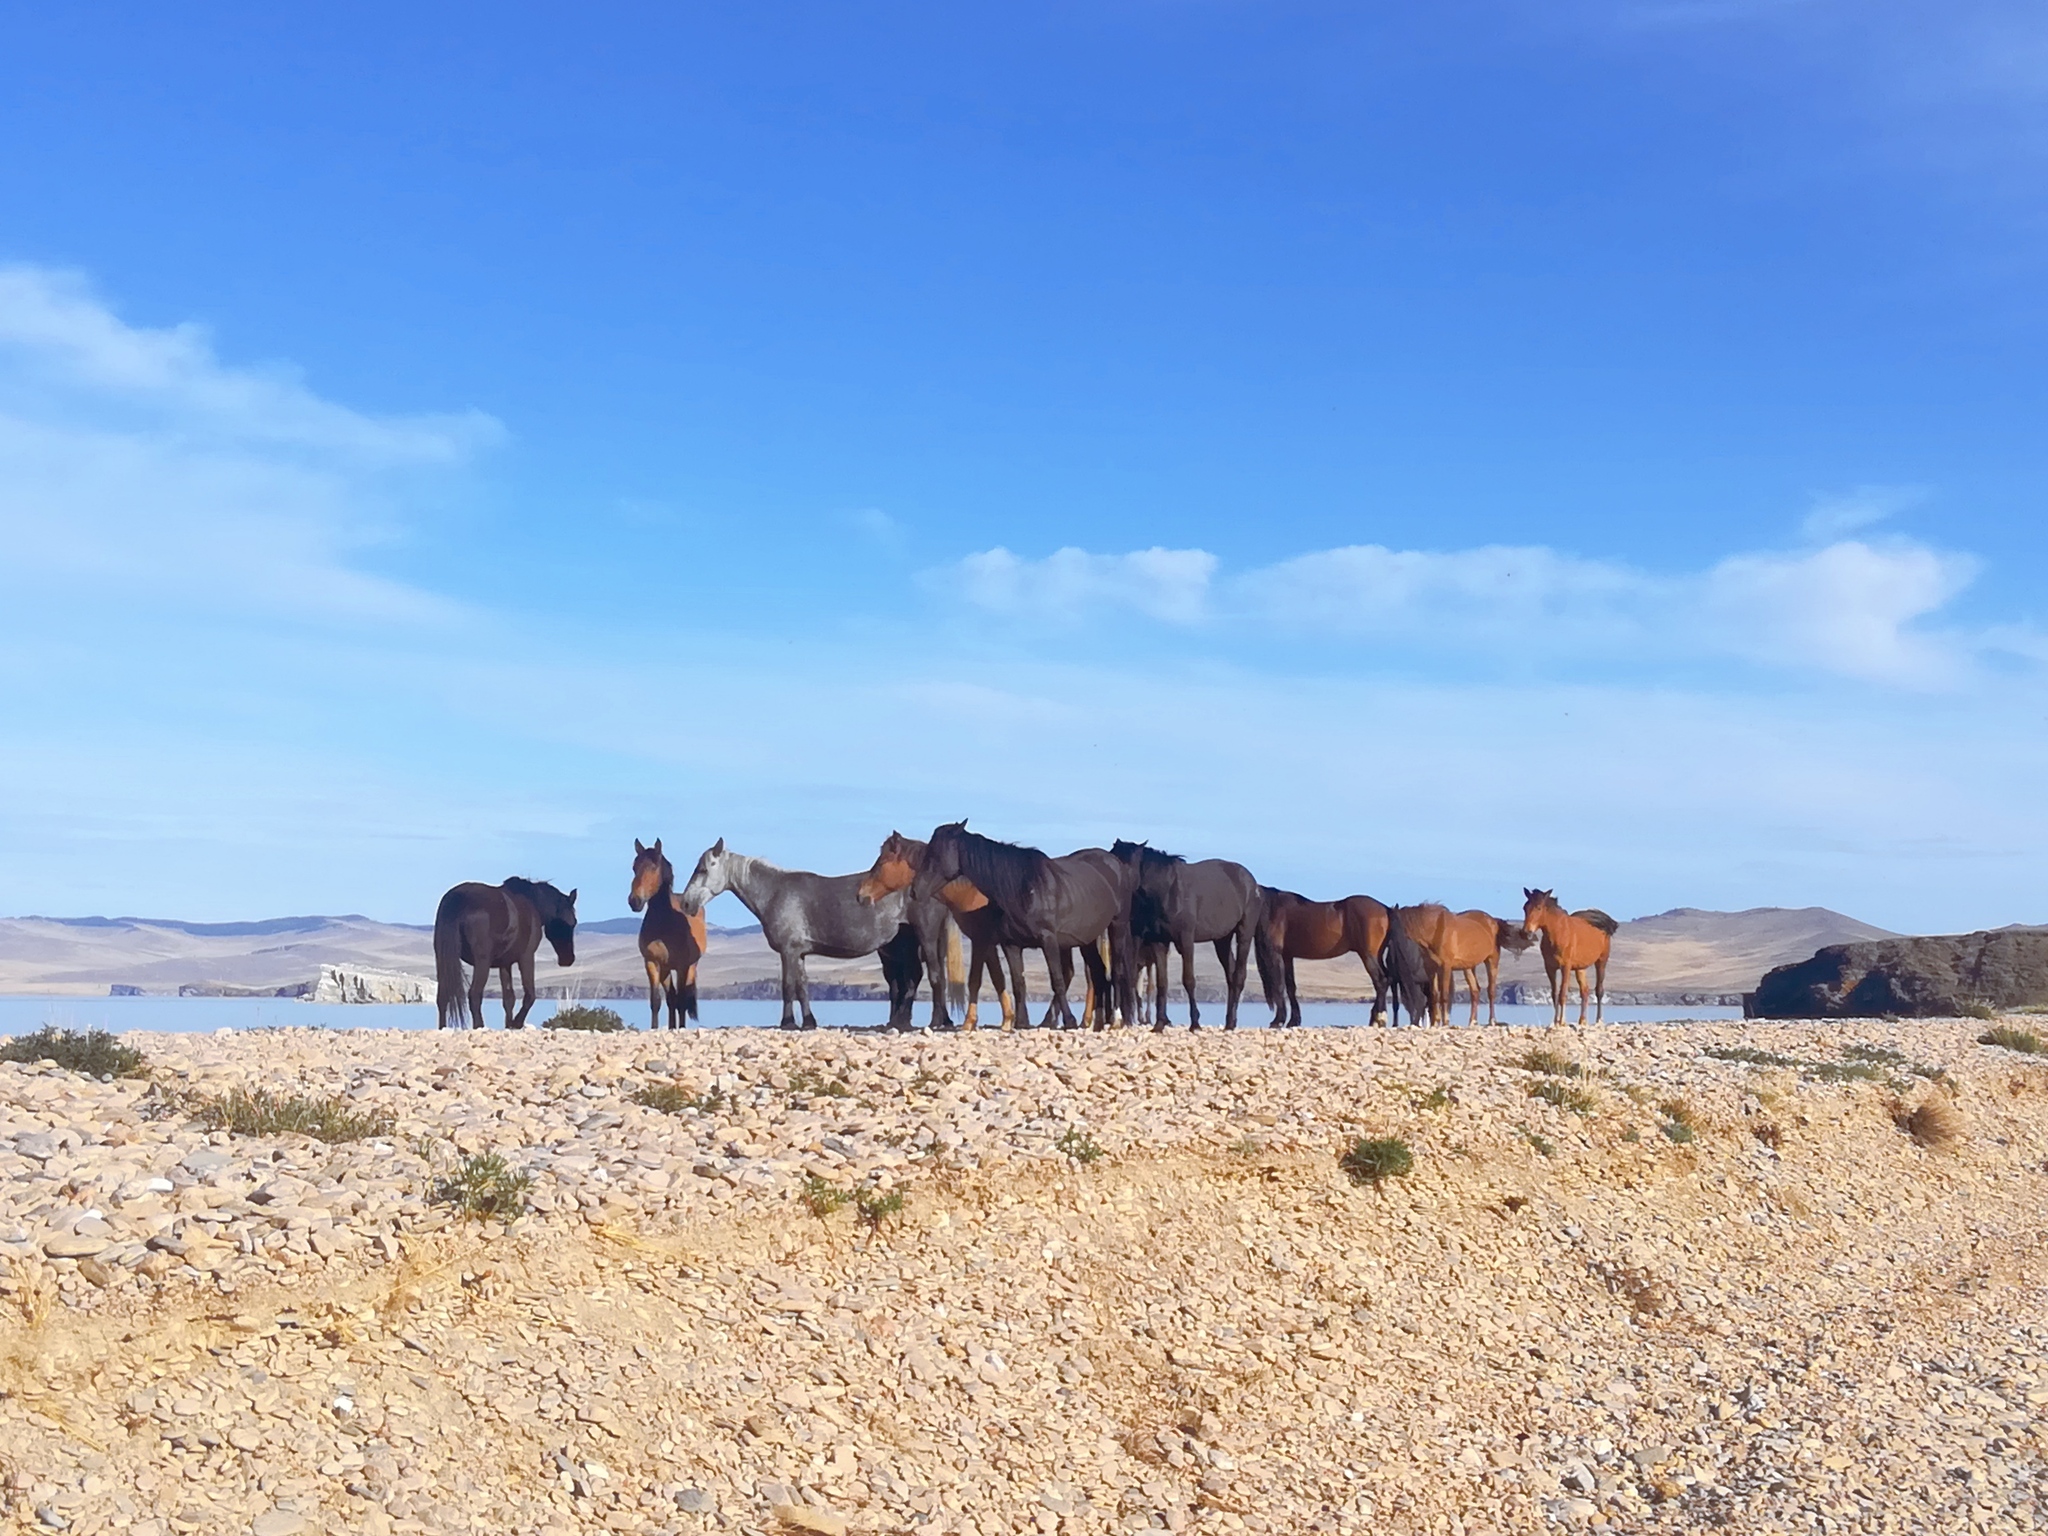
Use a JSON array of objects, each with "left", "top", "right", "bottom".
[
  {"left": 1595, "top": 956, "right": 1608, "bottom": 1024},
  {"left": 1574, "top": 967, "right": 1589, "bottom": 1027},
  {"left": 1284, "top": 956, "right": 1303, "bottom": 1028},
  {"left": 1464, "top": 967, "right": 1480, "bottom": 1028},
  {"left": 1179, "top": 940, "right": 1200, "bottom": 1032},
  {"left": 1082, "top": 940, "right": 1113, "bottom": 1032},
  {"left": 466, "top": 956, "right": 490, "bottom": 1033},
  {"left": 1042, "top": 946, "right": 1072, "bottom": 1029},
  {"left": 776, "top": 952, "right": 802, "bottom": 1030},
  {"left": 1548, "top": 957, "right": 1564, "bottom": 1028},
  {"left": 645, "top": 959, "right": 664, "bottom": 1032},
  {"left": 1484, "top": 957, "right": 1498, "bottom": 1026},
  {"left": 512, "top": 955, "right": 537, "bottom": 1029},
  {"left": 1002, "top": 946, "right": 1025, "bottom": 1031}
]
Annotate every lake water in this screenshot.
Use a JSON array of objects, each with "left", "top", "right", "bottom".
[{"left": 0, "top": 995, "right": 1742, "bottom": 1037}]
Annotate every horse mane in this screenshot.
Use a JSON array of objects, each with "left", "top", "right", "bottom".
[
  {"left": 1112, "top": 838, "right": 1184, "bottom": 872},
  {"left": 939, "top": 824, "right": 1049, "bottom": 915},
  {"left": 505, "top": 877, "right": 573, "bottom": 919},
  {"left": 1495, "top": 917, "right": 1536, "bottom": 953},
  {"left": 1573, "top": 908, "right": 1619, "bottom": 936}
]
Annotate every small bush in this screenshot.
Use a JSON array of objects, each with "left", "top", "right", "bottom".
[
  {"left": 1843, "top": 1043, "right": 1906, "bottom": 1067},
  {"left": 1657, "top": 1118, "right": 1695, "bottom": 1144},
  {"left": 1527, "top": 1080, "right": 1597, "bottom": 1115},
  {"left": 0, "top": 1027, "right": 148, "bottom": 1078},
  {"left": 1704, "top": 1045, "right": 1802, "bottom": 1069},
  {"left": 1055, "top": 1127, "right": 1105, "bottom": 1164},
  {"left": 543, "top": 1004, "right": 626, "bottom": 1032},
  {"left": 1514, "top": 1048, "right": 1583, "bottom": 1078},
  {"left": 193, "top": 1087, "right": 394, "bottom": 1143},
  {"left": 1979, "top": 1024, "right": 2045, "bottom": 1055},
  {"left": 1898, "top": 1096, "right": 1964, "bottom": 1150},
  {"left": 1412, "top": 1085, "right": 1454, "bottom": 1111},
  {"left": 853, "top": 1185, "right": 905, "bottom": 1231},
  {"left": 1228, "top": 1135, "right": 1263, "bottom": 1158},
  {"left": 631, "top": 1081, "right": 725, "bottom": 1115},
  {"left": 786, "top": 1066, "right": 851, "bottom": 1099},
  {"left": 433, "top": 1153, "right": 532, "bottom": 1219},
  {"left": 1960, "top": 1001, "right": 1999, "bottom": 1021},
  {"left": 1803, "top": 1060, "right": 1888, "bottom": 1085},
  {"left": 1340, "top": 1136, "right": 1414, "bottom": 1187},
  {"left": 1751, "top": 1120, "right": 1784, "bottom": 1150},
  {"left": 800, "top": 1173, "right": 850, "bottom": 1219}
]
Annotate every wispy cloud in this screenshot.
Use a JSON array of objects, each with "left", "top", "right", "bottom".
[
  {"left": 1799, "top": 483, "right": 1924, "bottom": 540},
  {"left": 0, "top": 265, "right": 501, "bottom": 626},
  {"left": 939, "top": 529, "right": 1987, "bottom": 687}
]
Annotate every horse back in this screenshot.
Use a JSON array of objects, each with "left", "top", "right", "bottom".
[{"left": 436, "top": 881, "right": 538, "bottom": 969}]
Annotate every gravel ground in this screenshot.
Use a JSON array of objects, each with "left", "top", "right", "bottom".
[{"left": 2, "top": 1019, "right": 2045, "bottom": 1535}]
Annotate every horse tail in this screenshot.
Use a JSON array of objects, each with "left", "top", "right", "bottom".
[
  {"left": 1574, "top": 908, "right": 1619, "bottom": 936},
  {"left": 945, "top": 918, "right": 966, "bottom": 1009},
  {"left": 433, "top": 896, "right": 468, "bottom": 1030},
  {"left": 1496, "top": 917, "right": 1535, "bottom": 953},
  {"left": 1252, "top": 895, "right": 1284, "bottom": 1015}
]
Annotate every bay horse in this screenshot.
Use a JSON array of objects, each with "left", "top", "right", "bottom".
[
  {"left": 910, "top": 822, "right": 1136, "bottom": 1030},
  {"left": 859, "top": 832, "right": 1012, "bottom": 1030},
  {"left": 679, "top": 840, "right": 941, "bottom": 1031},
  {"left": 1111, "top": 840, "right": 1260, "bottom": 1030},
  {"left": 1251, "top": 890, "right": 1391, "bottom": 1027},
  {"left": 1408, "top": 907, "right": 1535, "bottom": 1026},
  {"left": 432, "top": 877, "right": 578, "bottom": 1030},
  {"left": 1521, "top": 888, "right": 1619, "bottom": 1026},
  {"left": 628, "top": 838, "right": 708, "bottom": 1029}
]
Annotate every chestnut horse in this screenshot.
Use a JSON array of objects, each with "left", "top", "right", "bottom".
[
  {"left": 858, "top": 833, "right": 999, "bottom": 1029},
  {"left": 628, "top": 838, "right": 707, "bottom": 1029},
  {"left": 1521, "top": 888, "right": 1618, "bottom": 1025},
  {"left": 1252, "top": 890, "right": 1391, "bottom": 1027},
  {"left": 1406, "top": 907, "right": 1534, "bottom": 1026}
]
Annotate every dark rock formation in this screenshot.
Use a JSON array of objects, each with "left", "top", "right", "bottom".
[{"left": 1747, "top": 928, "right": 2048, "bottom": 1018}]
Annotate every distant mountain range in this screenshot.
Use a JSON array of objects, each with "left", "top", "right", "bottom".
[{"left": 0, "top": 904, "right": 1901, "bottom": 1004}]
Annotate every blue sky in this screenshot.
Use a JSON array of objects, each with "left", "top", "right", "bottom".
[{"left": 3, "top": 1, "right": 2046, "bottom": 931}]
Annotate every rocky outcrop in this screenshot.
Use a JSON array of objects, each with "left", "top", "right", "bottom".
[
  {"left": 308, "top": 964, "right": 429, "bottom": 1004},
  {"left": 1747, "top": 927, "right": 2048, "bottom": 1018}
]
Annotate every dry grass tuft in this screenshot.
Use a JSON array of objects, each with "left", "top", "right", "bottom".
[
  {"left": 192, "top": 1087, "right": 394, "bottom": 1143},
  {"left": 1514, "top": 1048, "right": 1583, "bottom": 1078},
  {"left": 1750, "top": 1120, "right": 1784, "bottom": 1150},
  {"left": 1980, "top": 1024, "right": 2044, "bottom": 1055},
  {"left": 1527, "top": 1079, "right": 1597, "bottom": 1115},
  {"left": 1897, "top": 1095, "right": 1965, "bottom": 1150}
]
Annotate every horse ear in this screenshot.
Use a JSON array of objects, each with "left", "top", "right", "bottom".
[
  {"left": 568, "top": 888, "right": 578, "bottom": 905},
  {"left": 712, "top": 837, "right": 725, "bottom": 855},
  {"left": 635, "top": 838, "right": 646, "bottom": 854},
  {"left": 652, "top": 838, "right": 661, "bottom": 854}
]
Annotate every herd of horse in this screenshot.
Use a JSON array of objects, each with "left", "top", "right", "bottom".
[{"left": 431, "top": 825, "right": 1621, "bottom": 1036}]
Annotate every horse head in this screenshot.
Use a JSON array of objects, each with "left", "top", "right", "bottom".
[
  {"left": 628, "top": 838, "right": 669, "bottom": 914},
  {"left": 858, "top": 831, "right": 921, "bottom": 905},
  {"left": 679, "top": 838, "right": 729, "bottom": 914},
  {"left": 1521, "top": 887, "right": 1557, "bottom": 941},
  {"left": 543, "top": 884, "right": 578, "bottom": 967},
  {"left": 910, "top": 821, "right": 968, "bottom": 904}
]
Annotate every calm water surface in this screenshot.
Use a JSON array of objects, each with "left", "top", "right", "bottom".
[{"left": 0, "top": 995, "right": 1741, "bottom": 1037}]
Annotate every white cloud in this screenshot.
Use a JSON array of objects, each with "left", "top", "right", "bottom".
[
  {"left": 950, "top": 544, "right": 1218, "bottom": 624},
  {"left": 0, "top": 266, "right": 501, "bottom": 627},
  {"left": 947, "top": 529, "right": 1989, "bottom": 688},
  {"left": 1799, "top": 483, "right": 1924, "bottom": 541}
]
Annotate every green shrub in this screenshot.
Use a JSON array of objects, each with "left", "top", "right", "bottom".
[
  {"left": 1412, "top": 1085, "right": 1454, "bottom": 1111},
  {"left": 853, "top": 1185, "right": 905, "bottom": 1231},
  {"left": 786, "top": 1066, "right": 851, "bottom": 1098},
  {"left": 800, "top": 1173, "right": 850, "bottom": 1219},
  {"left": 1513, "top": 1048, "right": 1583, "bottom": 1078},
  {"left": 1527, "top": 1079, "right": 1597, "bottom": 1115},
  {"left": 1514, "top": 1125, "right": 1556, "bottom": 1158},
  {"left": 0, "top": 1027, "right": 148, "bottom": 1078},
  {"left": 1979, "top": 1024, "right": 2045, "bottom": 1055},
  {"left": 1055, "top": 1127, "right": 1105, "bottom": 1164},
  {"left": 631, "top": 1081, "right": 726, "bottom": 1115},
  {"left": 1657, "top": 1118, "right": 1695, "bottom": 1144},
  {"left": 1703, "top": 1045, "right": 1802, "bottom": 1069},
  {"left": 433, "top": 1153, "right": 532, "bottom": 1219},
  {"left": 192, "top": 1087, "right": 394, "bottom": 1143},
  {"left": 542, "top": 1004, "right": 626, "bottom": 1032},
  {"left": 1959, "top": 1001, "right": 1998, "bottom": 1021},
  {"left": 1340, "top": 1136, "right": 1414, "bottom": 1187},
  {"left": 1802, "top": 1060, "right": 1888, "bottom": 1084}
]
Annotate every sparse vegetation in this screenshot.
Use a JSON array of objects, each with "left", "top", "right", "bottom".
[
  {"left": 192, "top": 1087, "right": 394, "bottom": 1143},
  {"left": 1979, "top": 1024, "right": 2045, "bottom": 1055},
  {"left": 542, "top": 1004, "right": 626, "bottom": 1032},
  {"left": 631, "top": 1081, "right": 726, "bottom": 1115},
  {"left": 1228, "top": 1135, "right": 1263, "bottom": 1158},
  {"left": 1412, "top": 1085, "right": 1454, "bottom": 1111},
  {"left": 1527, "top": 1079, "right": 1597, "bottom": 1115},
  {"left": 853, "top": 1185, "right": 906, "bottom": 1232},
  {"left": 1703, "top": 1045, "right": 1803, "bottom": 1069},
  {"left": 1960, "top": 1001, "right": 1999, "bottom": 1021},
  {"left": 786, "top": 1066, "right": 852, "bottom": 1099},
  {"left": 1751, "top": 1120, "right": 1784, "bottom": 1150},
  {"left": 1514, "top": 1048, "right": 1583, "bottom": 1078},
  {"left": 800, "top": 1173, "right": 850, "bottom": 1219},
  {"left": 1340, "top": 1136, "right": 1414, "bottom": 1187},
  {"left": 432, "top": 1152, "right": 532, "bottom": 1219},
  {"left": 0, "top": 1026, "right": 148, "bottom": 1078},
  {"left": 1514, "top": 1125, "right": 1556, "bottom": 1158},
  {"left": 1897, "top": 1095, "right": 1964, "bottom": 1150},
  {"left": 1055, "top": 1127, "right": 1105, "bottom": 1164}
]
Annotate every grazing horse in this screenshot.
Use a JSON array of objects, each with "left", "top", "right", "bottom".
[
  {"left": 1411, "top": 907, "right": 1535, "bottom": 1026},
  {"left": 1252, "top": 891, "right": 1391, "bottom": 1027},
  {"left": 1111, "top": 840, "right": 1261, "bottom": 1030},
  {"left": 910, "top": 822, "right": 1136, "bottom": 1030},
  {"left": 1521, "top": 888, "right": 1618, "bottom": 1026},
  {"left": 628, "top": 838, "right": 707, "bottom": 1029},
  {"left": 679, "top": 840, "right": 939, "bottom": 1031},
  {"left": 432, "top": 878, "right": 578, "bottom": 1030},
  {"left": 859, "top": 832, "right": 1013, "bottom": 1030},
  {"left": 1382, "top": 904, "right": 1445, "bottom": 1026}
]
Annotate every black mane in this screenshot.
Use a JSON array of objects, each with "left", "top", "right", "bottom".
[
  {"left": 935, "top": 823, "right": 1048, "bottom": 916},
  {"left": 1112, "top": 838, "right": 1184, "bottom": 873},
  {"left": 505, "top": 877, "right": 575, "bottom": 922}
]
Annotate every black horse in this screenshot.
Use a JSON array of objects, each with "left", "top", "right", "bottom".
[
  {"left": 911, "top": 822, "right": 1136, "bottom": 1029},
  {"left": 433, "top": 877, "right": 578, "bottom": 1029},
  {"left": 1380, "top": 904, "right": 1439, "bottom": 1028},
  {"left": 1111, "top": 840, "right": 1262, "bottom": 1030}
]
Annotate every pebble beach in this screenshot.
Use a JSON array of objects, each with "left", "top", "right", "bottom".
[{"left": 3, "top": 1019, "right": 2045, "bottom": 1535}]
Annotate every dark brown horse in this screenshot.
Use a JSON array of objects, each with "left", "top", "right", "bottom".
[
  {"left": 628, "top": 838, "right": 707, "bottom": 1029},
  {"left": 1111, "top": 840, "right": 1261, "bottom": 1031},
  {"left": 432, "top": 877, "right": 577, "bottom": 1029},
  {"left": 859, "top": 832, "right": 1003, "bottom": 1029},
  {"left": 1252, "top": 890, "right": 1391, "bottom": 1027}
]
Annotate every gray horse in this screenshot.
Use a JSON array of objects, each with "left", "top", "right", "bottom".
[{"left": 679, "top": 839, "right": 956, "bottom": 1030}]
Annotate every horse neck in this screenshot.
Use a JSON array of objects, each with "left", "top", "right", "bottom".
[{"left": 719, "top": 852, "right": 776, "bottom": 911}]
